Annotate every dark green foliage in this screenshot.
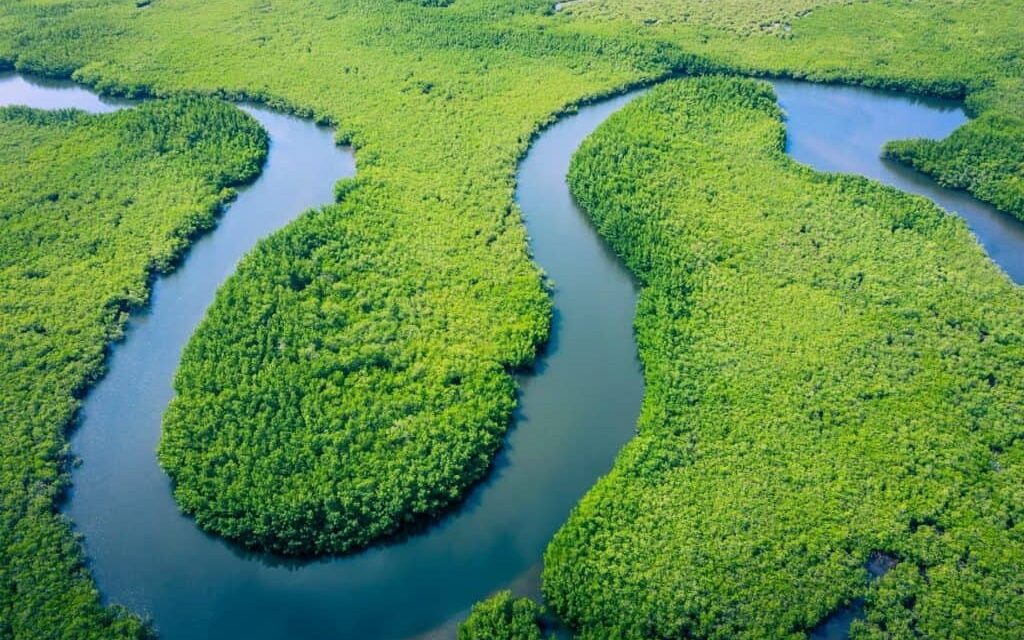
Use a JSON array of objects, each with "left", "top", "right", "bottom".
[
  {"left": 886, "top": 111, "right": 1024, "bottom": 221},
  {"left": 458, "top": 591, "right": 547, "bottom": 640},
  {"left": 0, "top": 99, "right": 266, "bottom": 639},
  {"left": 544, "top": 76, "right": 1024, "bottom": 639}
]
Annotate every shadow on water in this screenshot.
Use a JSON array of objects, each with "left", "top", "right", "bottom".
[
  {"left": 3, "top": 68, "right": 1020, "bottom": 640},
  {"left": 773, "top": 78, "right": 1024, "bottom": 285}
]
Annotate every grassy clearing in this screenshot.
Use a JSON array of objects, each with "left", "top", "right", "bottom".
[
  {"left": 544, "top": 76, "right": 1024, "bottom": 639},
  {"left": 557, "top": 0, "right": 855, "bottom": 35}
]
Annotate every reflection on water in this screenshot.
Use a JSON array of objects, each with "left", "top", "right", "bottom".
[
  {"left": 774, "top": 79, "right": 1024, "bottom": 284},
  {"left": 0, "top": 73, "right": 644, "bottom": 639},
  {"left": 0, "top": 71, "right": 130, "bottom": 112}
]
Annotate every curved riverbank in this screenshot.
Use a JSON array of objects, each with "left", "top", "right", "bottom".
[
  {"left": 0, "top": 72, "right": 645, "bottom": 639},
  {"left": 772, "top": 79, "right": 1024, "bottom": 285},
  {"left": 3, "top": 70, "right": 1021, "bottom": 639},
  {"left": 544, "top": 75, "right": 1024, "bottom": 640}
]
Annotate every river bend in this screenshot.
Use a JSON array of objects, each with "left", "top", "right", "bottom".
[{"left": 1, "top": 72, "right": 1020, "bottom": 639}]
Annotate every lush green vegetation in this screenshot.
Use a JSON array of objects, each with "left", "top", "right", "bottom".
[
  {"left": 556, "top": 0, "right": 853, "bottom": 35},
  {"left": 1, "top": 0, "right": 1017, "bottom": 558},
  {"left": 0, "top": 1, "right": 701, "bottom": 631},
  {"left": 885, "top": 112, "right": 1024, "bottom": 221},
  {"left": 1, "top": 0, "right": 704, "bottom": 557},
  {"left": 0, "top": 100, "right": 266, "bottom": 638},
  {"left": 458, "top": 591, "right": 548, "bottom": 640},
  {"left": 156, "top": 168, "right": 550, "bottom": 553},
  {"left": 0, "top": 0, "right": 1022, "bottom": 635},
  {"left": 544, "top": 76, "right": 1024, "bottom": 639},
  {"left": 558, "top": 0, "right": 1024, "bottom": 218}
]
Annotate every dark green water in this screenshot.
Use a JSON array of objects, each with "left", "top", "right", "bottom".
[{"left": 1, "top": 72, "right": 1018, "bottom": 639}]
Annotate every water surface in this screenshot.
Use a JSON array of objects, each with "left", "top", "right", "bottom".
[
  {"left": 0, "top": 73, "right": 645, "bottom": 638},
  {"left": 773, "top": 79, "right": 1024, "bottom": 284},
  {"left": 2, "top": 71, "right": 1020, "bottom": 640}
]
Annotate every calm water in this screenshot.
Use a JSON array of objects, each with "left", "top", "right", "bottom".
[
  {"left": 0, "top": 73, "right": 644, "bottom": 638},
  {"left": 2, "top": 70, "right": 1020, "bottom": 639},
  {"left": 773, "top": 79, "right": 1024, "bottom": 284}
]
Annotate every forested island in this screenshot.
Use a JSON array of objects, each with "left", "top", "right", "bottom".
[{"left": 0, "top": 0, "right": 1020, "bottom": 638}]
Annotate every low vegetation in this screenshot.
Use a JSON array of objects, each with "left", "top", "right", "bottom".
[
  {"left": 556, "top": 0, "right": 855, "bottom": 35},
  {"left": 544, "top": 76, "right": 1024, "bottom": 639},
  {"left": 0, "top": 100, "right": 266, "bottom": 638},
  {"left": 458, "top": 591, "right": 548, "bottom": 640}
]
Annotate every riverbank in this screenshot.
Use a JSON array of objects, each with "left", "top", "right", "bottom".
[
  {"left": 0, "top": 80, "right": 269, "bottom": 640},
  {"left": 545, "top": 75, "right": 1024, "bottom": 639}
]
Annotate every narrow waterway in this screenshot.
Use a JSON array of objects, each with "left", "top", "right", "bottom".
[
  {"left": 0, "top": 72, "right": 644, "bottom": 639},
  {"left": 2, "top": 71, "right": 1021, "bottom": 640}
]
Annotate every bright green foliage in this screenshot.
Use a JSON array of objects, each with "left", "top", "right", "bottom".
[
  {"left": 0, "top": 0, "right": 704, "bottom": 556},
  {"left": 458, "top": 591, "right": 547, "bottom": 640},
  {"left": 556, "top": 0, "right": 852, "bottom": 35},
  {"left": 0, "top": 1, "right": 703, "bottom": 632},
  {"left": 156, "top": 182, "right": 545, "bottom": 553},
  {"left": 544, "top": 76, "right": 1024, "bottom": 639},
  {"left": 886, "top": 109, "right": 1024, "bottom": 221},
  {"left": 0, "top": 0, "right": 1017, "bottom": 559},
  {"left": 0, "top": 100, "right": 266, "bottom": 638},
  {"left": 559, "top": 0, "right": 1024, "bottom": 216},
  {"left": 0, "top": 0, "right": 1022, "bottom": 634}
]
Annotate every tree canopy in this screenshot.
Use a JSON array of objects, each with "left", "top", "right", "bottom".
[
  {"left": 0, "top": 98, "right": 266, "bottom": 639},
  {"left": 544, "top": 76, "right": 1024, "bottom": 639}
]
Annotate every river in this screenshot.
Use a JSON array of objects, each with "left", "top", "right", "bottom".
[{"left": 1, "top": 71, "right": 1019, "bottom": 639}]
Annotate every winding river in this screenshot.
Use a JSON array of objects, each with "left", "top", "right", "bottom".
[{"left": 1, "top": 70, "right": 1021, "bottom": 640}]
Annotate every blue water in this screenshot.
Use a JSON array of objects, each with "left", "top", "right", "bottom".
[{"left": 2, "top": 71, "right": 1019, "bottom": 639}]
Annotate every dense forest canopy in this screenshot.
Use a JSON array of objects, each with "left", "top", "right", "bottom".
[
  {"left": 544, "top": 76, "right": 1024, "bottom": 639},
  {"left": 0, "top": 0, "right": 1020, "bottom": 637}
]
